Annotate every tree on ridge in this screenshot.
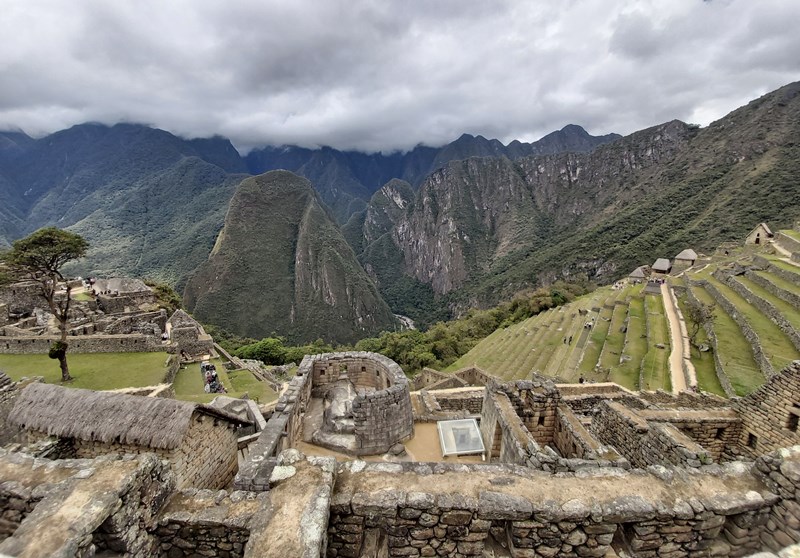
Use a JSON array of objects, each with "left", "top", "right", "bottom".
[{"left": 2, "top": 227, "right": 89, "bottom": 381}]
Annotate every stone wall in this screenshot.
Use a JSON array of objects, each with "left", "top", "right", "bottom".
[
  {"left": 776, "top": 232, "right": 800, "bottom": 255},
  {"left": 590, "top": 402, "right": 714, "bottom": 468},
  {"left": 0, "top": 480, "right": 37, "bottom": 543},
  {"left": 0, "top": 451, "right": 175, "bottom": 557},
  {"left": 746, "top": 270, "right": 800, "bottom": 311},
  {"left": 752, "top": 446, "right": 800, "bottom": 550},
  {"left": 553, "top": 404, "right": 605, "bottom": 459},
  {"left": 328, "top": 459, "right": 780, "bottom": 558},
  {"left": 434, "top": 391, "right": 483, "bottom": 414},
  {"left": 638, "top": 389, "right": 730, "bottom": 409},
  {"left": 730, "top": 362, "right": 800, "bottom": 460},
  {"left": 310, "top": 352, "right": 414, "bottom": 456},
  {"left": 723, "top": 274, "right": 800, "bottom": 352},
  {"left": 97, "top": 291, "right": 157, "bottom": 314},
  {"left": 174, "top": 411, "right": 241, "bottom": 489},
  {"left": 154, "top": 489, "right": 259, "bottom": 557},
  {"left": 0, "top": 333, "right": 164, "bottom": 354},
  {"left": 685, "top": 280, "right": 742, "bottom": 397},
  {"left": 704, "top": 277, "right": 774, "bottom": 378},
  {"left": 68, "top": 410, "right": 239, "bottom": 490}
]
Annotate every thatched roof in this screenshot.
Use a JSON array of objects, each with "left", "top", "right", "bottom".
[
  {"left": 628, "top": 266, "right": 647, "bottom": 279},
  {"left": 652, "top": 258, "right": 672, "bottom": 272},
  {"left": 9, "top": 383, "right": 249, "bottom": 450},
  {"left": 674, "top": 249, "right": 698, "bottom": 261}
]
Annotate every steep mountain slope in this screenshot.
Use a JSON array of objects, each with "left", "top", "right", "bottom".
[
  {"left": 358, "top": 82, "right": 800, "bottom": 315},
  {"left": 0, "top": 124, "right": 247, "bottom": 285},
  {"left": 244, "top": 125, "right": 620, "bottom": 223},
  {"left": 183, "top": 171, "right": 397, "bottom": 343}
]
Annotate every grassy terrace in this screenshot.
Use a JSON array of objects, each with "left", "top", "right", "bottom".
[
  {"left": 765, "top": 255, "right": 800, "bottom": 277},
  {"left": 781, "top": 229, "right": 800, "bottom": 242},
  {"left": 612, "top": 294, "right": 646, "bottom": 390},
  {"left": 735, "top": 275, "right": 800, "bottom": 331},
  {"left": 599, "top": 301, "right": 629, "bottom": 371},
  {"left": 674, "top": 284, "right": 725, "bottom": 396},
  {"left": 577, "top": 302, "right": 614, "bottom": 377},
  {"left": 753, "top": 270, "right": 800, "bottom": 299},
  {"left": 0, "top": 352, "right": 170, "bottom": 390},
  {"left": 641, "top": 295, "right": 671, "bottom": 391},
  {"left": 172, "top": 358, "right": 277, "bottom": 404},
  {"left": 703, "top": 274, "right": 800, "bottom": 372},
  {"left": 687, "top": 283, "right": 762, "bottom": 396}
]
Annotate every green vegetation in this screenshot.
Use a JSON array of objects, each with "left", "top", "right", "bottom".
[
  {"left": 0, "top": 352, "right": 169, "bottom": 390},
  {"left": 144, "top": 280, "right": 183, "bottom": 313},
  {"left": 687, "top": 283, "right": 762, "bottom": 395},
  {"left": 675, "top": 293, "right": 725, "bottom": 396},
  {"left": 171, "top": 359, "right": 277, "bottom": 404},
  {"left": 612, "top": 293, "right": 646, "bottom": 389},
  {"left": 641, "top": 295, "right": 671, "bottom": 391},
  {"left": 704, "top": 275, "right": 799, "bottom": 372},
  {"left": 2, "top": 227, "right": 90, "bottom": 381},
  {"left": 357, "top": 281, "right": 594, "bottom": 374},
  {"left": 735, "top": 275, "right": 800, "bottom": 330}
]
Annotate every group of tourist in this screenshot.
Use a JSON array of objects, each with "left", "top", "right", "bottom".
[{"left": 201, "top": 361, "right": 226, "bottom": 394}]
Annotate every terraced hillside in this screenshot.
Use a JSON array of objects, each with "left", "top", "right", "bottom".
[
  {"left": 444, "top": 227, "right": 800, "bottom": 398},
  {"left": 679, "top": 229, "right": 800, "bottom": 397},
  {"left": 445, "top": 282, "right": 673, "bottom": 391}
]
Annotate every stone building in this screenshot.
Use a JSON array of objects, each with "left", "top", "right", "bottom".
[
  {"left": 651, "top": 257, "right": 672, "bottom": 275},
  {"left": 7, "top": 383, "right": 249, "bottom": 489},
  {"left": 167, "top": 309, "right": 214, "bottom": 358},
  {"left": 627, "top": 265, "right": 648, "bottom": 283},
  {"left": 673, "top": 248, "right": 698, "bottom": 271},
  {"left": 745, "top": 222, "right": 774, "bottom": 245}
]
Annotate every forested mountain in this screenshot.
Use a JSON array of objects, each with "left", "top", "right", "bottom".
[
  {"left": 183, "top": 171, "right": 397, "bottom": 343},
  {"left": 244, "top": 125, "right": 620, "bottom": 222},
  {"left": 1, "top": 83, "right": 799, "bottom": 340},
  {"left": 352, "top": 82, "right": 800, "bottom": 323}
]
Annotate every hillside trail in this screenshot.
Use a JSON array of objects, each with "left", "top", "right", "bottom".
[{"left": 660, "top": 283, "right": 696, "bottom": 393}]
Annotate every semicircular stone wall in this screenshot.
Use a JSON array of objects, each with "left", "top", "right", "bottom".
[{"left": 310, "top": 352, "right": 414, "bottom": 455}]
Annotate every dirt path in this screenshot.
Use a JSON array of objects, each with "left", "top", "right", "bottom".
[{"left": 661, "top": 283, "right": 694, "bottom": 393}]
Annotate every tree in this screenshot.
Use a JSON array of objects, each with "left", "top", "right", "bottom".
[
  {"left": 2, "top": 228, "right": 89, "bottom": 381},
  {"left": 684, "top": 299, "right": 715, "bottom": 348}
]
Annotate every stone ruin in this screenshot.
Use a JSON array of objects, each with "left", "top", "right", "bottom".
[
  {"left": 2, "top": 353, "right": 800, "bottom": 556},
  {"left": 0, "top": 279, "right": 213, "bottom": 360}
]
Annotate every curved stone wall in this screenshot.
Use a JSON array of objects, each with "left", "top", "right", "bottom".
[{"left": 309, "top": 352, "right": 414, "bottom": 455}]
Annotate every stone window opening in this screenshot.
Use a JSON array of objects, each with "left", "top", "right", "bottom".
[
  {"left": 537, "top": 414, "right": 545, "bottom": 427},
  {"left": 787, "top": 404, "right": 800, "bottom": 432},
  {"left": 715, "top": 428, "right": 725, "bottom": 440},
  {"left": 747, "top": 433, "right": 758, "bottom": 449}
]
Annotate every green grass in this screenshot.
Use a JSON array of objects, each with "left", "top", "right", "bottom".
[
  {"left": 688, "top": 284, "right": 762, "bottom": 396},
  {"left": 72, "top": 292, "right": 93, "bottom": 301},
  {"left": 675, "top": 293, "right": 726, "bottom": 396},
  {"left": 172, "top": 358, "right": 277, "bottom": 404},
  {"left": 641, "top": 295, "right": 671, "bottom": 391},
  {"left": 766, "top": 256, "right": 800, "bottom": 277},
  {"left": 754, "top": 271, "right": 800, "bottom": 301},
  {"left": 735, "top": 276, "right": 800, "bottom": 331},
  {"left": 578, "top": 304, "right": 614, "bottom": 376},
  {"left": 0, "top": 352, "right": 170, "bottom": 390},
  {"left": 613, "top": 295, "right": 646, "bottom": 390},
  {"left": 599, "top": 302, "right": 629, "bottom": 370},
  {"left": 781, "top": 229, "right": 800, "bottom": 242},
  {"left": 705, "top": 275, "right": 800, "bottom": 372}
]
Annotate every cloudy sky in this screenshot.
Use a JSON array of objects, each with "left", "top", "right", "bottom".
[{"left": 1, "top": 0, "right": 799, "bottom": 153}]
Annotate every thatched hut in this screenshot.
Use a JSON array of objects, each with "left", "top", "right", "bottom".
[
  {"left": 628, "top": 266, "right": 648, "bottom": 284},
  {"left": 673, "top": 248, "right": 698, "bottom": 272},
  {"left": 9, "top": 383, "right": 249, "bottom": 489},
  {"left": 651, "top": 258, "right": 672, "bottom": 275}
]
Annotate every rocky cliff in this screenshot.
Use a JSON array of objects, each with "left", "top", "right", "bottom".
[{"left": 183, "top": 171, "right": 397, "bottom": 343}]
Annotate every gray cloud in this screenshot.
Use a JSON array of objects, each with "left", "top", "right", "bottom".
[{"left": 0, "top": 0, "right": 798, "bottom": 153}]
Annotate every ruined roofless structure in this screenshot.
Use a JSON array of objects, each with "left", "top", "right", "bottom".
[{"left": 3, "top": 354, "right": 800, "bottom": 556}]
